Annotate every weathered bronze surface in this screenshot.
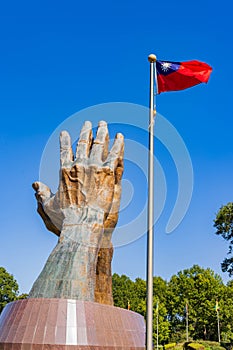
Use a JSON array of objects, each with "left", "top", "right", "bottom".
[{"left": 29, "top": 121, "right": 124, "bottom": 305}]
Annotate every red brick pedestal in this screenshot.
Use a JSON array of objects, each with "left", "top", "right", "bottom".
[{"left": 0, "top": 298, "right": 145, "bottom": 350}]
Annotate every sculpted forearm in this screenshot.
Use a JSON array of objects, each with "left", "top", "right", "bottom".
[{"left": 30, "top": 121, "right": 124, "bottom": 304}]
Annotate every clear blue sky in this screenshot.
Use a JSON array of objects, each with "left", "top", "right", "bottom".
[{"left": 0, "top": 0, "right": 233, "bottom": 293}]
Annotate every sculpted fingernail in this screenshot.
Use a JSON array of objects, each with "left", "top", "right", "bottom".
[
  {"left": 116, "top": 133, "right": 124, "bottom": 140},
  {"left": 60, "top": 130, "right": 69, "bottom": 138},
  {"left": 98, "top": 120, "right": 107, "bottom": 127},
  {"left": 83, "top": 121, "right": 92, "bottom": 129},
  {"left": 60, "top": 130, "right": 71, "bottom": 148}
]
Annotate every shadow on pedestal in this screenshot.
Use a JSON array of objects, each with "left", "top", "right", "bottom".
[{"left": 0, "top": 298, "right": 145, "bottom": 350}]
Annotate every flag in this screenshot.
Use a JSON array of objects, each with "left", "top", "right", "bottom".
[
  {"left": 215, "top": 300, "right": 220, "bottom": 312},
  {"left": 156, "top": 59, "right": 212, "bottom": 94}
]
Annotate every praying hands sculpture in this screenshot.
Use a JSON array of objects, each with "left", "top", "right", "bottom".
[{"left": 29, "top": 121, "right": 124, "bottom": 305}]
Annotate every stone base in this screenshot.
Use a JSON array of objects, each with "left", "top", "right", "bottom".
[{"left": 0, "top": 298, "right": 145, "bottom": 349}]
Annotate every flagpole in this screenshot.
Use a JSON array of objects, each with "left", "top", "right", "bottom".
[
  {"left": 186, "top": 302, "right": 189, "bottom": 342},
  {"left": 156, "top": 301, "right": 159, "bottom": 350},
  {"left": 146, "top": 53, "right": 156, "bottom": 350},
  {"left": 217, "top": 310, "right": 221, "bottom": 343},
  {"left": 215, "top": 300, "right": 221, "bottom": 343}
]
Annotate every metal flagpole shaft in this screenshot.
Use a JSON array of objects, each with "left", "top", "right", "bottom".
[
  {"left": 217, "top": 310, "right": 221, "bottom": 343},
  {"left": 146, "top": 53, "right": 156, "bottom": 350},
  {"left": 156, "top": 302, "right": 159, "bottom": 350}
]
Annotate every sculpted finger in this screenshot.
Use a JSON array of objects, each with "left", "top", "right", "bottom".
[
  {"left": 89, "top": 121, "right": 109, "bottom": 164},
  {"left": 115, "top": 156, "right": 124, "bottom": 184},
  {"left": 60, "top": 130, "right": 73, "bottom": 168},
  {"left": 32, "top": 181, "right": 52, "bottom": 204},
  {"left": 76, "top": 121, "right": 93, "bottom": 163},
  {"left": 104, "top": 133, "right": 124, "bottom": 171},
  {"left": 104, "top": 184, "right": 122, "bottom": 232},
  {"left": 37, "top": 202, "right": 61, "bottom": 237}
]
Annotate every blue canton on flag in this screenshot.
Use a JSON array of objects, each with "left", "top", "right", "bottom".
[{"left": 156, "top": 60, "right": 180, "bottom": 76}]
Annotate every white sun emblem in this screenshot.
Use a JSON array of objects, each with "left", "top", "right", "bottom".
[{"left": 161, "top": 62, "right": 172, "bottom": 72}]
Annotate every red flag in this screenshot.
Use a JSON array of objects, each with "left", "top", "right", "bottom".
[{"left": 156, "top": 60, "right": 212, "bottom": 94}]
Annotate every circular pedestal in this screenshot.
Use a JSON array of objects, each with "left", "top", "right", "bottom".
[{"left": 0, "top": 298, "right": 145, "bottom": 350}]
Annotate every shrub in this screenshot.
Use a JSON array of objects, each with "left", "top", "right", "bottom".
[
  {"left": 221, "top": 343, "right": 233, "bottom": 350},
  {"left": 164, "top": 343, "right": 177, "bottom": 350},
  {"left": 186, "top": 343, "right": 205, "bottom": 350},
  {"left": 197, "top": 340, "right": 226, "bottom": 350}
]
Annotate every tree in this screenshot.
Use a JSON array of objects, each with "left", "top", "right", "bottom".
[
  {"left": 153, "top": 277, "right": 170, "bottom": 344},
  {"left": 0, "top": 267, "right": 19, "bottom": 313},
  {"left": 220, "top": 280, "right": 233, "bottom": 342},
  {"left": 111, "top": 268, "right": 233, "bottom": 343},
  {"left": 167, "top": 265, "right": 225, "bottom": 341},
  {"left": 214, "top": 202, "right": 233, "bottom": 276},
  {"left": 112, "top": 273, "right": 170, "bottom": 344},
  {"left": 112, "top": 273, "right": 134, "bottom": 309},
  {"left": 129, "top": 277, "right": 147, "bottom": 315},
  {"left": 153, "top": 298, "right": 170, "bottom": 345}
]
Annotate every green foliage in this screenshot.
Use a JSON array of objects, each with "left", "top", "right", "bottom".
[
  {"left": 153, "top": 299, "right": 170, "bottom": 344},
  {"left": 112, "top": 266, "right": 233, "bottom": 343},
  {"left": 187, "top": 342, "right": 205, "bottom": 350},
  {"left": 17, "top": 293, "right": 28, "bottom": 300},
  {"left": 0, "top": 267, "right": 19, "bottom": 313},
  {"left": 112, "top": 273, "right": 170, "bottom": 344},
  {"left": 217, "top": 281, "right": 233, "bottom": 342},
  {"left": 164, "top": 343, "right": 177, "bottom": 349},
  {"left": 170, "top": 332, "right": 189, "bottom": 343},
  {"left": 183, "top": 341, "right": 226, "bottom": 350},
  {"left": 197, "top": 341, "right": 226, "bottom": 350},
  {"left": 167, "top": 265, "right": 225, "bottom": 341},
  {"left": 156, "top": 346, "right": 164, "bottom": 350},
  {"left": 221, "top": 342, "right": 233, "bottom": 350},
  {"left": 173, "top": 344, "right": 184, "bottom": 350},
  {"left": 112, "top": 273, "right": 134, "bottom": 309},
  {"left": 214, "top": 203, "right": 233, "bottom": 276}
]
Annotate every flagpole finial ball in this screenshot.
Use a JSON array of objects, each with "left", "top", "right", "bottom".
[{"left": 148, "top": 54, "right": 157, "bottom": 63}]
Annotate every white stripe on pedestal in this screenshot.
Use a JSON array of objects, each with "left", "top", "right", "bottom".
[{"left": 66, "top": 299, "right": 77, "bottom": 344}]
